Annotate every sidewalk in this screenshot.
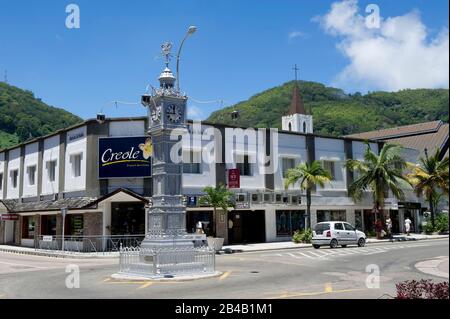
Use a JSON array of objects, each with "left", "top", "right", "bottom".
[
  {"left": 221, "top": 234, "right": 449, "bottom": 253},
  {"left": 0, "top": 244, "right": 119, "bottom": 258},
  {"left": 0, "top": 234, "right": 447, "bottom": 257}
]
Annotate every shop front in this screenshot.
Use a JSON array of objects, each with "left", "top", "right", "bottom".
[
  {"left": 228, "top": 210, "right": 266, "bottom": 244},
  {"left": 275, "top": 209, "right": 305, "bottom": 238}
]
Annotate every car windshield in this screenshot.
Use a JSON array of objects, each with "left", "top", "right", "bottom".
[{"left": 314, "top": 223, "right": 330, "bottom": 234}]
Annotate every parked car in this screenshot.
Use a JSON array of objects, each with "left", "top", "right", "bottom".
[{"left": 312, "top": 221, "right": 366, "bottom": 249}]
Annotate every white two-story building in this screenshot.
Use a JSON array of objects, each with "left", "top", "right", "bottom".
[{"left": 0, "top": 85, "right": 425, "bottom": 248}]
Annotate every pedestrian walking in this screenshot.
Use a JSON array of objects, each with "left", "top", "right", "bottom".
[
  {"left": 386, "top": 216, "right": 393, "bottom": 242},
  {"left": 404, "top": 217, "right": 412, "bottom": 236}
]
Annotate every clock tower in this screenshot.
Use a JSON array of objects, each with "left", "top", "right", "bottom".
[{"left": 140, "top": 42, "right": 193, "bottom": 251}]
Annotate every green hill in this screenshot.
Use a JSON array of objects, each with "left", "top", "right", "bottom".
[
  {"left": 0, "top": 82, "right": 82, "bottom": 149},
  {"left": 207, "top": 81, "right": 449, "bottom": 136}
]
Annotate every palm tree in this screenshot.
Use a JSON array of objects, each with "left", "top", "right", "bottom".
[
  {"left": 345, "top": 143, "right": 411, "bottom": 225},
  {"left": 198, "top": 184, "right": 234, "bottom": 237},
  {"left": 284, "top": 161, "right": 332, "bottom": 229},
  {"left": 407, "top": 149, "right": 449, "bottom": 227}
]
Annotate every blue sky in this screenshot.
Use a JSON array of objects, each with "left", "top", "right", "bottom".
[{"left": 0, "top": 0, "right": 448, "bottom": 120}]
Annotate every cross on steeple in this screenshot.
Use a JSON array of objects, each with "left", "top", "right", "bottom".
[{"left": 292, "top": 64, "right": 299, "bottom": 82}]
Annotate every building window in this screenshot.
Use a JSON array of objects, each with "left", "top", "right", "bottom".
[
  {"left": 27, "top": 165, "right": 36, "bottom": 186},
  {"left": 66, "top": 214, "right": 84, "bottom": 236},
  {"left": 282, "top": 158, "right": 296, "bottom": 178},
  {"left": 303, "top": 122, "right": 307, "bottom": 133},
  {"left": 317, "top": 210, "right": 346, "bottom": 223},
  {"left": 22, "top": 216, "right": 36, "bottom": 239},
  {"left": 183, "top": 150, "right": 202, "bottom": 174},
  {"left": 288, "top": 122, "right": 292, "bottom": 131},
  {"left": 10, "top": 169, "right": 18, "bottom": 188},
  {"left": 70, "top": 153, "right": 82, "bottom": 177},
  {"left": 276, "top": 210, "right": 305, "bottom": 236},
  {"left": 46, "top": 160, "right": 57, "bottom": 182},
  {"left": 0, "top": 173, "right": 3, "bottom": 191},
  {"left": 236, "top": 154, "right": 252, "bottom": 176},
  {"left": 41, "top": 215, "right": 57, "bottom": 236},
  {"left": 323, "top": 161, "right": 335, "bottom": 180}
]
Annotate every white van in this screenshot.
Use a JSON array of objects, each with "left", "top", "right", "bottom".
[{"left": 312, "top": 221, "right": 366, "bottom": 249}]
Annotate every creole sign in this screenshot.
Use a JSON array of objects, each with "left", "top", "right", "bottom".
[
  {"left": 98, "top": 136, "right": 152, "bottom": 179},
  {"left": 228, "top": 169, "right": 240, "bottom": 189}
]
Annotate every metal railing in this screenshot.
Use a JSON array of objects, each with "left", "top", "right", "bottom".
[
  {"left": 36, "top": 235, "right": 145, "bottom": 253},
  {"left": 119, "top": 246, "right": 215, "bottom": 278}
]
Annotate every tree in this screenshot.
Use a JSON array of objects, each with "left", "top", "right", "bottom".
[
  {"left": 198, "top": 184, "right": 234, "bottom": 237},
  {"left": 345, "top": 143, "right": 411, "bottom": 228},
  {"left": 284, "top": 161, "right": 332, "bottom": 229},
  {"left": 406, "top": 149, "right": 449, "bottom": 227}
]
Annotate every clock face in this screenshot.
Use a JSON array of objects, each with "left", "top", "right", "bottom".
[
  {"left": 166, "top": 104, "right": 183, "bottom": 123},
  {"left": 151, "top": 105, "right": 161, "bottom": 122}
]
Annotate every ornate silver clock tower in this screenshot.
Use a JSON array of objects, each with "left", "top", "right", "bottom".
[{"left": 140, "top": 42, "right": 194, "bottom": 251}]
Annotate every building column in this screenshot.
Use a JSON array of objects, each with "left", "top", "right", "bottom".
[
  {"left": 346, "top": 209, "right": 356, "bottom": 226},
  {"left": 14, "top": 216, "right": 21, "bottom": 245},
  {"left": 34, "top": 214, "right": 41, "bottom": 248},
  {"left": 0, "top": 221, "right": 5, "bottom": 244},
  {"left": 264, "top": 207, "right": 277, "bottom": 242},
  {"left": 310, "top": 208, "right": 318, "bottom": 228}
]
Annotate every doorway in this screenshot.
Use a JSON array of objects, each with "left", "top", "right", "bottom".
[
  {"left": 228, "top": 210, "right": 265, "bottom": 244},
  {"left": 111, "top": 202, "right": 145, "bottom": 235}
]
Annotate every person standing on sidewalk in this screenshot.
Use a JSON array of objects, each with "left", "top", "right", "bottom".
[
  {"left": 386, "top": 216, "right": 393, "bottom": 242},
  {"left": 404, "top": 217, "right": 412, "bottom": 236}
]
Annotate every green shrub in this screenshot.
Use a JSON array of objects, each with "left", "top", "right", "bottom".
[
  {"left": 435, "top": 214, "right": 449, "bottom": 234},
  {"left": 292, "top": 229, "right": 313, "bottom": 244},
  {"left": 423, "top": 221, "right": 435, "bottom": 234}
]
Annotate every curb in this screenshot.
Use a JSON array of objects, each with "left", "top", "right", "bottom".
[
  {"left": 1, "top": 236, "right": 447, "bottom": 258},
  {"left": 219, "top": 236, "right": 449, "bottom": 254}
]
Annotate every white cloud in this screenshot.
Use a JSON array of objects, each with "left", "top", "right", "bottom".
[
  {"left": 187, "top": 105, "right": 204, "bottom": 120},
  {"left": 316, "top": 0, "right": 449, "bottom": 92},
  {"left": 288, "top": 31, "right": 307, "bottom": 41}
]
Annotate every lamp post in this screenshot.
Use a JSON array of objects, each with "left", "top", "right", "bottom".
[
  {"left": 176, "top": 25, "right": 197, "bottom": 93},
  {"left": 61, "top": 207, "right": 68, "bottom": 252}
]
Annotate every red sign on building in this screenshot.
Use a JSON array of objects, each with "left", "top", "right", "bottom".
[
  {"left": 0, "top": 214, "right": 19, "bottom": 221},
  {"left": 228, "top": 169, "right": 240, "bottom": 189}
]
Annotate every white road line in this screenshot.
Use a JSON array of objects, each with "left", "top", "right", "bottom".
[
  {"left": 287, "top": 253, "right": 302, "bottom": 259},
  {"left": 298, "top": 252, "right": 315, "bottom": 259},
  {"left": 308, "top": 251, "right": 324, "bottom": 258}
]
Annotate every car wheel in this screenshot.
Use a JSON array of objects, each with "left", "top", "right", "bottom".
[
  {"left": 313, "top": 245, "right": 320, "bottom": 249},
  {"left": 330, "top": 239, "right": 338, "bottom": 249},
  {"left": 341, "top": 245, "right": 347, "bottom": 248},
  {"left": 358, "top": 238, "right": 366, "bottom": 247}
]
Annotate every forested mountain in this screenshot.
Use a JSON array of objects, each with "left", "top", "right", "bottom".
[
  {"left": 0, "top": 82, "right": 82, "bottom": 149},
  {"left": 207, "top": 81, "right": 449, "bottom": 136}
]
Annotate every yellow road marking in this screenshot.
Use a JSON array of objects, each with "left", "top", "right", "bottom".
[
  {"left": 324, "top": 282, "right": 333, "bottom": 293},
  {"left": 0, "top": 294, "right": 5, "bottom": 298},
  {"left": 103, "top": 278, "right": 111, "bottom": 282},
  {"left": 138, "top": 282, "right": 153, "bottom": 289},
  {"left": 268, "top": 288, "right": 366, "bottom": 299},
  {"left": 219, "top": 271, "right": 231, "bottom": 281}
]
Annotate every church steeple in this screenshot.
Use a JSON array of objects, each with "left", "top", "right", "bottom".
[
  {"left": 282, "top": 64, "right": 313, "bottom": 133},
  {"left": 288, "top": 83, "right": 307, "bottom": 115}
]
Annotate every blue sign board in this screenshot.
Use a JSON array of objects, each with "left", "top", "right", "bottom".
[{"left": 98, "top": 136, "right": 152, "bottom": 179}]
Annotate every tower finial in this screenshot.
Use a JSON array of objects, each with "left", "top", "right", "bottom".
[
  {"left": 161, "top": 42, "right": 172, "bottom": 68},
  {"left": 292, "top": 64, "right": 299, "bottom": 82}
]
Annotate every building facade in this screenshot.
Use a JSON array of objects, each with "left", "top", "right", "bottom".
[{"left": 0, "top": 86, "right": 426, "bottom": 248}]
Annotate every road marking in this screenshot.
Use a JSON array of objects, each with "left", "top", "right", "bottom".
[
  {"left": 0, "top": 294, "right": 5, "bottom": 299},
  {"left": 287, "top": 253, "right": 302, "bottom": 259},
  {"left": 138, "top": 282, "right": 153, "bottom": 289},
  {"left": 298, "top": 252, "right": 315, "bottom": 259},
  {"left": 219, "top": 271, "right": 231, "bottom": 281},
  {"left": 308, "top": 251, "right": 324, "bottom": 257},
  {"left": 269, "top": 287, "right": 367, "bottom": 299}
]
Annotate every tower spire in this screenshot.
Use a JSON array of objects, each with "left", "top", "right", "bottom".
[{"left": 289, "top": 65, "right": 306, "bottom": 115}]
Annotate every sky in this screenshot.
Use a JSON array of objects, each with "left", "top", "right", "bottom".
[{"left": 0, "top": 0, "right": 448, "bottom": 121}]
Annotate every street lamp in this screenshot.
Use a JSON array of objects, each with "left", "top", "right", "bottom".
[{"left": 176, "top": 25, "right": 197, "bottom": 93}]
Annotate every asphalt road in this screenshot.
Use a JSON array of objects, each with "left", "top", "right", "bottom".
[{"left": 0, "top": 239, "right": 448, "bottom": 299}]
